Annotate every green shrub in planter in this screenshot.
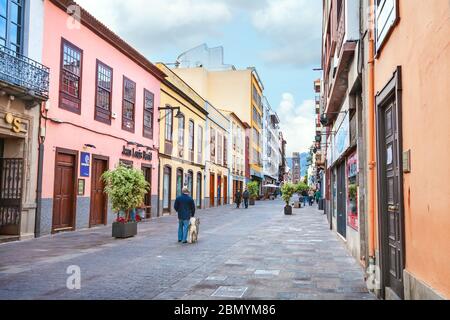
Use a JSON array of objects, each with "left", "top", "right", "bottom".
[
  {"left": 281, "top": 183, "right": 296, "bottom": 215},
  {"left": 247, "top": 181, "right": 259, "bottom": 205},
  {"left": 102, "top": 165, "right": 149, "bottom": 238}
]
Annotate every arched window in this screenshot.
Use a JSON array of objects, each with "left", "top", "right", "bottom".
[
  {"left": 176, "top": 168, "right": 183, "bottom": 197},
  {"left": 187, "top": 170, "right": 194, "bottom": 196}
]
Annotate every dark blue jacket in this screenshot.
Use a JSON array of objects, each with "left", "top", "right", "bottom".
[{"left": 174, "top": 194, "right": 196, "bottom": 221}]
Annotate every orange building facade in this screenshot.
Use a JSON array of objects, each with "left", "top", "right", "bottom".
[{"left": 372, "top": 0, "right": 450, "bottom": 300}]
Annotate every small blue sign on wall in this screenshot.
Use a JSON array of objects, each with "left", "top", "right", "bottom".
[{"left": 80, "top": 152, "right": 91, "bottom": 177}]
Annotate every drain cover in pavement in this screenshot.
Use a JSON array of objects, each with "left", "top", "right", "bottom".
[
  {"left": 212, "top": 286, "right": 248, "bottom": 298},
  {"left": 254, "top": 270, "right": 280, "bottom": 276}
]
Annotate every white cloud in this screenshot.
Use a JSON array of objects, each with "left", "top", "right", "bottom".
[
  {"left": 277, "top": 93, "right": 316, "bottom": 156},
  {"left": 76, "top": 0, "right": 232, "bottom": 57},
  {"left": 251, "top": 0, "right": 322, "bottom": 68}
]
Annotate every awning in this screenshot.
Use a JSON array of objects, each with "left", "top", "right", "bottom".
[{"left": 262, "top": 184, "right": 280, "bottom": 188}]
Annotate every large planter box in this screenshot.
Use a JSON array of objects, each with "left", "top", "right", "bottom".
[
  {"left": 112, "top": 222, "right": 137, "bottom": 239},
  {"left": 249, "top": 199, "right": 256, "bottom": 206},
  {"left": 284, "top": 205, "right": 293, "bottom": 215}
]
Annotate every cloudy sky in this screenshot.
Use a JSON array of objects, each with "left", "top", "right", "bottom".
[{"left": 76, "top": 0, "right": 322, "bottom": 155}]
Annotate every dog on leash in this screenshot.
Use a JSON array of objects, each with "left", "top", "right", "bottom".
[{"left": 187, "top": 217, "right": 200, "bottom": 244}]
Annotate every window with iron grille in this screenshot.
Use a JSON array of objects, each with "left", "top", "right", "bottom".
[
  {"left": 122, "top": 77, "right": 136, "bottom": 132},
  {"left": 197, "top": 125, "right": 203, "bottom": 163},
  {"left": 217, "top": 132, "right": 223, "bottom": 165},
  {"left": 210, "top": 127, "right": 216, "bottom": 162},
  {"left": 165, "top": 109, "right": 173, "bottom": 142},
  {"left": 178, "top": 113, "right": 185, "bottom": 147},
  {"left": 95, "top": 60, "right": 112, "bottom": 124},
  {"left": 143, "top": 89, "right": 154, "bottom": 139},
  {"left": 188, "top": 120, "right": 194, "bottom": 151},
  {"left": 60, "top": 39, "right": 83, "bottom": 113},
  {"left": 223, "top": 136, "right": 228, "bottom": 167}
]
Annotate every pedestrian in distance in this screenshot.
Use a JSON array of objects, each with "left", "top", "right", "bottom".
[
  {"left": 308, "top": 189, "right": 315, "bottom": 206},
  {"left": 174, "top": 187, "right": 196, "bottom": 244},
  {"left": 235, "top": 190, "right": 242, "bottom": 209},
  {"left": 243, "top": 188, "right": 250, "bottom": 209},
  {"left": 315, "top": 189, "right": 322, "bottom": 205},
  {"left": 301, "top": 189, "right": 308, "bottom": 207}
]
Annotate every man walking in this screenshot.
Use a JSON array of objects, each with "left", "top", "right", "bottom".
[
  {"left": 301, "top": 189, "right": 308, "bottom": 207},
  {"left": 243, "top": 188, "right": 250, "bottom": 209},
  {"left": 235, "top": 189, "right": 242, "bottom": 209},
  {"left": 174, "top": 187, "right": 196, "bottom": 244}
]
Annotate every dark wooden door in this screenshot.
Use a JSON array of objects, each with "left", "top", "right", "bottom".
[
  {"left": 223, "top": 176, "right": 228, "bottom": 205},
  {"left": 336, "top": 161, "right": 346, "bottom": 238},
  {"left": 379, "top": 101, "right": 405, "bottom": 298},
  {"left": 90, "top": 157, "right": 108, "bottom": 226},
  {"left": 209, "top": 173, "right": 215, "bottom": 207},
  {"left": 142, "top": 166, "right": 152, "bottom": 218},
  {"left": 53, "top": 151, "right": 76, "bottom": 232},
  {"left": 217, "top": 175, "right": 222, "bottom": 206},
  {"left": 232, "top": 180, "right": 236, "bottom": 203}
]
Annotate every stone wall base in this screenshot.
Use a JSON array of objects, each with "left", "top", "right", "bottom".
[{"left": 404, "top": 270, "right": 445, "bottom": 300}]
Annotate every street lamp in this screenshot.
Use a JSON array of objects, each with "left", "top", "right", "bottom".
[{"left": 158, "top": 106, "right": 184, "bottom": 122}]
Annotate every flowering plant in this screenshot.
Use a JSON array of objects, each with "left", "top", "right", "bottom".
[{"left": 115, "top": 212, "right": 143, "bottom": 223}]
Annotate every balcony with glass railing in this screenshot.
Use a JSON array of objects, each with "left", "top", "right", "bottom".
[{"left": 0, "top": 45, "right": 50, "bottom": 102}]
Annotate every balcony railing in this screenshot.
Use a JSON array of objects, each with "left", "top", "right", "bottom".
[{"left": 0, "top": 45, "right": 50, "bottom": 100}]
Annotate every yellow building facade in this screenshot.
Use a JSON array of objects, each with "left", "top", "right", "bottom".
[
  {"left": 173, "top": 67, "right": 265, "bottom": 186},
  {"left": 156, "top": 63, "right": 208, "bottom": 215}
]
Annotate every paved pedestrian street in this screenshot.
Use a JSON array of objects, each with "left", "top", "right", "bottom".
[{"left": 0, "top": 200, "right": 375, "bottom": 300}]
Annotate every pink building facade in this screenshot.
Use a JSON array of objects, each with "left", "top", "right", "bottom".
[{"left": 37, "top": 0, "right": 165, "bottom": 235}]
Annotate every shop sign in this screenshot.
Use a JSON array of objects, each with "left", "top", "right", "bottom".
[
  {"left": 333, "top": 112, "right": 350, "bottom": 164},
  {"left": 80, "top": 152, "right": 90, "bottom": 177},
  {"left": 326, "top": 135, "right": 334, "bottom": 168},
  {"left": 122, "top": 146, "right": 152, "bottom": 161},
  {"left": 4, "top": 113, "right": 27, "bottom": 134}
]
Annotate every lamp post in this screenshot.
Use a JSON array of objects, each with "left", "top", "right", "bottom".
[{"left": 158, "top": 106, "right": 184, "bottom": 122}]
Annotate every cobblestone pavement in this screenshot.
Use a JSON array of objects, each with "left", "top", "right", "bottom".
[{"left": 0, "top": 200, "right": 375, "bottom": 300}]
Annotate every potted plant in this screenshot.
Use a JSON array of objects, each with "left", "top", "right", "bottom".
[
  {"left": 102, "top": 165, "right": 149, "bottom": 239},
  {"left": 281, "top": 183, "right": 296, "bottom": 215},
  {"left": 295, "top": 182, "right": 309, "bottom": 208},
  {"left": 247, "top": 181, "right": 259, "bottom": 206}
]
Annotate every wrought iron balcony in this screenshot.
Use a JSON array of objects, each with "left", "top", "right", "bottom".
[{"left": 0, "top": 45, "right": 50, "bottom": 102}]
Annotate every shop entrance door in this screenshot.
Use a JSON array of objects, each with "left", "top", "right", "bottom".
[
  {"left": 223, "top": 176, "right": 228, "bottom": 205},
  {"left": 217, "top": 175, "right": 222, "bottom": 206},
  {"left": 0, "top": 158, "right": 23, "bottom": 236},
  {"left": 336, "top": 162, "right": 347, "bottom": 239},
  {"left": 90, "top": 156, "right": 108, "bottom": 226},
  {"left": 377, "top": 97, "right": 405, "bottom": 299},
  {"left": 52, "top": 150, "right": 77, "bottom": 233},
  {"left": 142, "top": 165, "right": 152, "bottom": 218},
  {"left": 209, "top": 173, "right": 215, "bottom": 207}
]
